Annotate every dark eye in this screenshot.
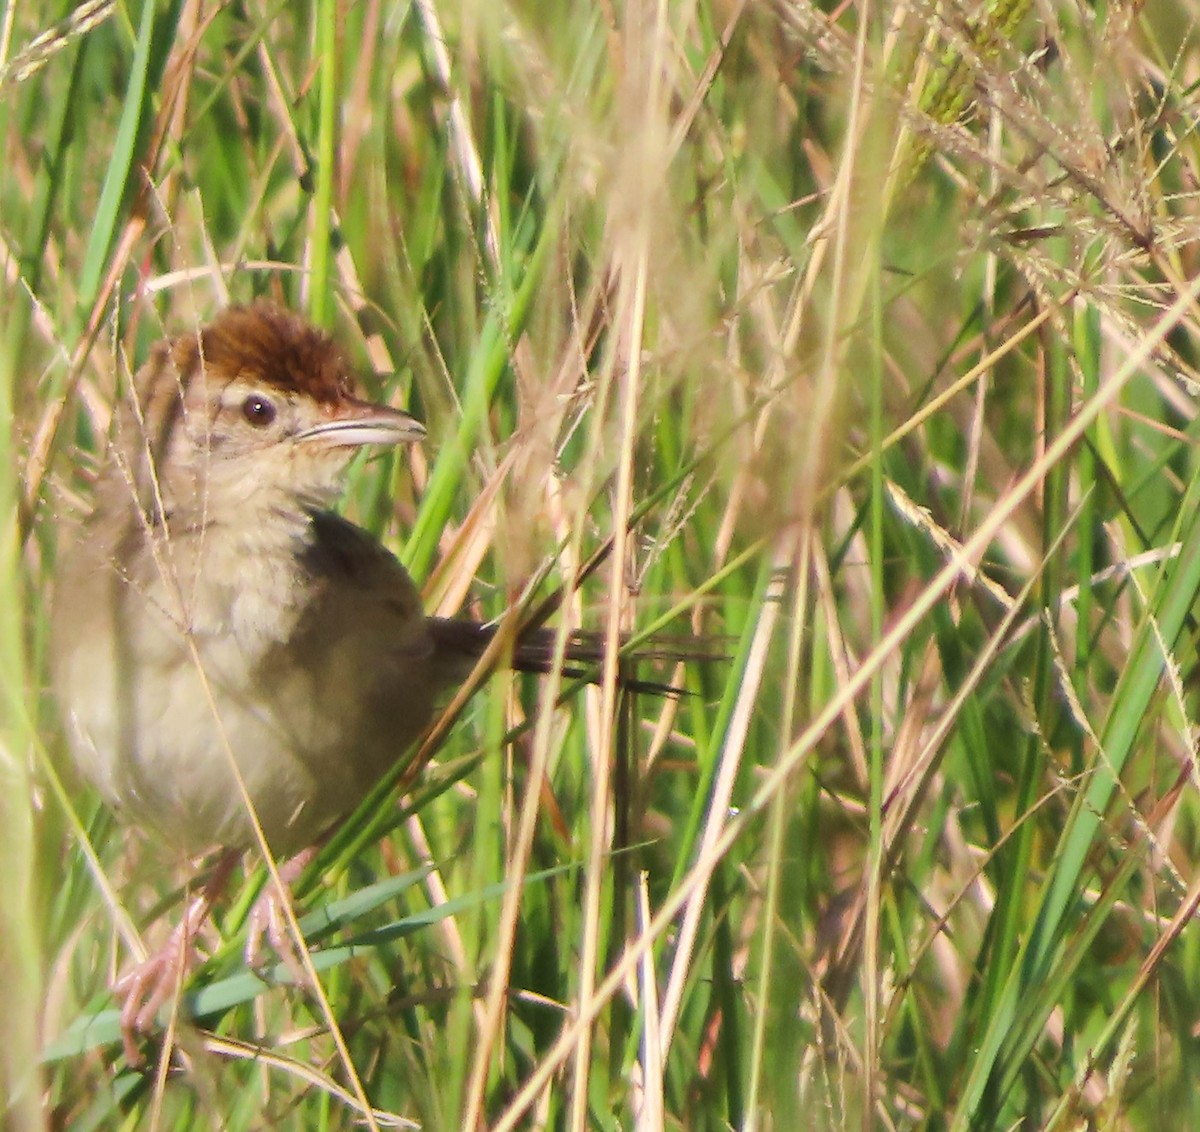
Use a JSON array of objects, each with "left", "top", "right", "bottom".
[{"left": 241, "top": 394, "right": 276, "bottom": 427}]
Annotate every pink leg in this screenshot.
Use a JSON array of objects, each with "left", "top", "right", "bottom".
[
  {"left": 244, "top": 847, "right": 316, "bottom": 985},
  {"left": 114, "top": 850, "right": 240, "bottom": 1063}
]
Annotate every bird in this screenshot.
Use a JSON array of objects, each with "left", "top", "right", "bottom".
[{"left": 51, "top": 300, "right": 700, "bottom": 1057}]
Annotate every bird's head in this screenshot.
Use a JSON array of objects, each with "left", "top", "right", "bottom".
[{"left": 118, "top": 301, "right": 424, "bottom": 523}]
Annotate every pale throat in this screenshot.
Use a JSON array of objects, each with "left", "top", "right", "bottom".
[{"left": 152, "top": 448, "right": 347, "bottom": 654}]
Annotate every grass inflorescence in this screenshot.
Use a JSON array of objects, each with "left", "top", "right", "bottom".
[{"left": 8, "top": 2, "right": 1200, "bottom": 1129}]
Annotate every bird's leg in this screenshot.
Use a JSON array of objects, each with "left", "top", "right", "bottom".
[
  {"left": 244, "top": 847, "right": 317, "bottom": 985},
  {"left": 114, "top": 849, "right": 241, "bottom": 1064}
]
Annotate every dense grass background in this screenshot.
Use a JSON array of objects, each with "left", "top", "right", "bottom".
[{"left": 8, "top": 0, "right": 1200, "bottom": 1128}]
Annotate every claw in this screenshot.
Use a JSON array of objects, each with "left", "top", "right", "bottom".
[
  {"left": 245, "top": 848, "right": 315, "bottom": 987},
  {"left": 114, "top": 902, "right": 202, "bottom": 1063},
  {"left": 112, "top": 850, "right": 240, "bottom": 1063},
  {"left": 110, "top": 848, "right": 318, "bottom": 1060}
]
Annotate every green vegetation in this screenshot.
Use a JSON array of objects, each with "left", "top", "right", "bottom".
[{"left": 7, "top": 1, "right": 1200, "bottom": 1128}]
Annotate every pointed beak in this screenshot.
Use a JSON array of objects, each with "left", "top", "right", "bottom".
[{"left": 294, "top": 398, "right": 426, "bottom": 449}]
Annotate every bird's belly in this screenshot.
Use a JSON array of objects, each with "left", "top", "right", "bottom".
[
  {"left": 58, "top": 627, "right": 422, "bottom": 856},
  {"left": 53, "top": 521, "right": 442, "bottom": 857}
]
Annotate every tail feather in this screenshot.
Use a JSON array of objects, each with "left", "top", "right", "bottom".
[{"left": 425, "top": 617, "right": 721, "bottom": 693}]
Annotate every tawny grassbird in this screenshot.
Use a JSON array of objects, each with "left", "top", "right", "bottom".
[{"left": 52, "top": 301, "right": 690, "bottom": 1056}]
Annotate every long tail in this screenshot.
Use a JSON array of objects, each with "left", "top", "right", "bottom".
[{"left": 426, "top": 617, "right": 720, "bottom": 692}]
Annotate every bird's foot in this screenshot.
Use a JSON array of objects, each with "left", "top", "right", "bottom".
[
  {"left": 114, "top": 904, "right": 202, "bottom": 1064},
  {"left": 245, "top": 848, "right": 316, "bottom": 987},
  {"left": 113, "top": 850, "right": 240, "bottom": 1064}
]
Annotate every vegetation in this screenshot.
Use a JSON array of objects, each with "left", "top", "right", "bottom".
[{"left": 6, "top": 0, "right": 1200, "bottom": 1128}]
